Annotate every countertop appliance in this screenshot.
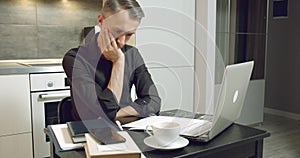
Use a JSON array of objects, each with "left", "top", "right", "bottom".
[{"left": 30, "top": 72, "right": 70, "bottom": 158}]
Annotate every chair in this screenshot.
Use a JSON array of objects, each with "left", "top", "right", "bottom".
[{"left": 57, "top": 96, "right": 73, "bottom": 124}]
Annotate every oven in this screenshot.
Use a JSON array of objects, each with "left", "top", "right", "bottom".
[{"left": 30, "top": 72, "right": 70, "bottom": 158}]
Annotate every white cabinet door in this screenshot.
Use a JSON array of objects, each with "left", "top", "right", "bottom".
[
  {"left": 0, "top": 74, "right": 31, "bottom": 136},
  {"left": 0, "top": 74, "right": 32, "bottom": 158},
  {"left": 149, "top": 67, "right": 194, "bottom": 112},
  {"left": 0, "top": 133, "right": 33, "bottom": 158}
]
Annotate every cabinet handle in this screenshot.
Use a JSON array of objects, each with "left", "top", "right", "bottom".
[{"left": 39, "top": 92, "right": 70, "bottom": 99}]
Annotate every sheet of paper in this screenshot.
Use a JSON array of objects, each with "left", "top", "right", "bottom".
[{"left": 122, "top": 116, "right": 212, "bottom": 136}]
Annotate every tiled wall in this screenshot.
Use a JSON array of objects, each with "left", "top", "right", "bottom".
[{"left": 0, "top": 0, "right": 102, "bottom": 60}]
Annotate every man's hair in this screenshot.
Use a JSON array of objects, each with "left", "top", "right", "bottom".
[{"left": 102, "top": 0, "right": 145, "bottom": 21}]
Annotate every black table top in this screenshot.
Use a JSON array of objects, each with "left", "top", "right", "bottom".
[
  {"left": 129, "top": 123, "right": 270, "bottom": 158},
  {"left": 48, "top": 109, "right": 270, "bottom": 158}
]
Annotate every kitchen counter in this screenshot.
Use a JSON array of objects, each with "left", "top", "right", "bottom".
[{"left": 0, "top": 59, "right": 64, "bottom": 74}]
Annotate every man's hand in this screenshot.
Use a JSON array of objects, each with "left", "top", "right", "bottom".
[
  {"left": 97, "top": 29, "right": 124, "bottom": 63},
  {"left": 116, "top": 106, "right": 139, "bottom": 119}
]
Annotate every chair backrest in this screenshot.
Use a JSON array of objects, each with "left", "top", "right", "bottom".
[{"left": 57, "top": 96, "right": 73, "bottom": 124}]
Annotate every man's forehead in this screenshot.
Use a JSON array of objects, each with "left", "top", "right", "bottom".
[
  {"left": 111, "top": 25, "right": 137, "bottom": 33},
  {"left": 104, "top": 10, "right": 139, "bottom": 27}
]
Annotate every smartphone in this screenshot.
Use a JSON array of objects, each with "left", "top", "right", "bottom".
[{"left": 88, "top": 127, "right": 126, "bottom": 145}]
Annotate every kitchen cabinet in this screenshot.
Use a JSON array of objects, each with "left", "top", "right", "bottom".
[
  {"left": 0, "top": 74, "right": 33, "bottom": 158},
  {"left": 136, "top": 0, "right": 195, "bottom": 112},
  {"left": 0, "top": 133, "right": 33, "bottom": 158}
]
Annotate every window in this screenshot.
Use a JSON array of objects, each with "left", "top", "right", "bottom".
[{"left": 273, "top": 0, "right": 288, "bottom": 19}]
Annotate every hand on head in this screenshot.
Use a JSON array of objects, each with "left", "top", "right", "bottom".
[{"left": 97, "top": 27, "right": 124, "bottom": 63}]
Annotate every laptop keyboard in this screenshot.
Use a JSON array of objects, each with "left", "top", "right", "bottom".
[
  {"left": 161, "top": 110, "right": 197, "bottom": 118},
  {"left": 197, "top": 114, "right": 214, "bottom": 122},
  {"left": 160, "top": 110, "right": 214, "bottom": 122}
]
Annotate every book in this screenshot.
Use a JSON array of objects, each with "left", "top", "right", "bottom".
[
  {"left": 66, "top": 121, "right": 87, "bottom": 143},
  {"left": 67, "top": 119, "right": 119, "bottom": 143},
  {"left": 85, "top": 131, "right": 141, "bottom": 158},
  {"left": 49, "top": 124, "right": 84, "bottom": 151}
]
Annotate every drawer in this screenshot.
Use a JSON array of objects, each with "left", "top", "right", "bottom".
[
  {"left": 0, "top": 133, "right": 33, "bottom": 158},
  {"left": 30, "top": 73, "right": 69, "bottom": 91}
]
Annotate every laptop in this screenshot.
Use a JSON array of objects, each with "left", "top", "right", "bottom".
[
  {"left": 123, "top": 61, "right": 254, "bottom": 142},
  {"left": 185, "top": 61, "right": 254, "bottom": 142}
]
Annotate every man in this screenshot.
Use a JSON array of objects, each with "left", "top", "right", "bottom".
[{"left": 63, "top": 0, "right": 161, "bottom": 122}]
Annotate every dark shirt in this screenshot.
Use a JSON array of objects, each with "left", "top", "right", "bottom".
[{"left": 62, "top": 32, "right": 161, "bottom": 121}]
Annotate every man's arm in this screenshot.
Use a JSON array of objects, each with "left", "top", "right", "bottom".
[
  {"left": 98, "top": 29, "right": 125, "bottom": 103},
  {"left": 108, "top": 55, "right": 141, "bottom": 118},
  {"left": 63, "top": 33, "right": 122, "bottom": 121},
  {"left": 117, "top": 47, "right": 161, "bottom": 118},
  {"left": 62, "top": 48, "right": 111, "bottom": 121},
  {"left": 116, "top": 106, "right": 139, "bottom": 118},
  {"left": 107, "top": 55, "right": 124, "bottom": 103},
  {"left": 97, "top": 29, "right": 140, "bottom": 118},
  {"left": 130, "top": 63, "right": 161, "bottom": 117}
]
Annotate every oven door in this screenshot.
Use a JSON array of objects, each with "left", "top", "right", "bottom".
[{"left": 31, "top": 90, "right": 70, "bottom": 158}]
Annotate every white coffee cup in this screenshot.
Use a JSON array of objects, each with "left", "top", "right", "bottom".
[{"left": 146, "top": 122, "right": 180, "bottom": 146}]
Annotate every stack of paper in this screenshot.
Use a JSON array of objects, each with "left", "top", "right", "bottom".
[
  {"left": 85, "top": 131, "right": 141, "bottom": 158},
  {"left": 123, "top": 116, "right": 212, "bottom": 137},
  {"left": 51, "top": 124, "right": 84, "bottom": 150}
]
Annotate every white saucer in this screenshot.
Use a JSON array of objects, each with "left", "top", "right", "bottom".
[{"left": 144, "top": 136, "right": 189, "bottom": 150}]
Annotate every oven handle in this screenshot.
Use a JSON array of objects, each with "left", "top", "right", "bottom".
[{"left": 39, "top": 92, "right": 70, "bottom": 100}]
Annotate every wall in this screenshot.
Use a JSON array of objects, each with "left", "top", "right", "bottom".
[
  {"left": 0, "top": 0, "right": 101, "bottom": 60},
  {"left": 194, "top": 0, "right": 216, "bottom": 114},
  {"left": 265, "top": 0, "right": 300, "bottom": 114},
  {"left": 136, "top": 0, "right": 195, "bottom": 112}
]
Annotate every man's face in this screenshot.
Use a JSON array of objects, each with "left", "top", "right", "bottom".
[{"left": 101, "top": 10, "right": 140, "bottom": 48}]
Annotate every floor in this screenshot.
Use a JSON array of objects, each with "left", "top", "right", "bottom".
[{"left": 254, "top": 113, "right": 300, "bottom": 158}]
